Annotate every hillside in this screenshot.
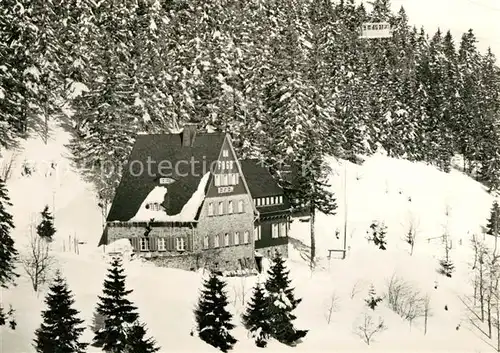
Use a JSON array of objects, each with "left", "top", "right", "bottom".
[{"left": 1, "top": 127, "right": 498, "bottom": 353}]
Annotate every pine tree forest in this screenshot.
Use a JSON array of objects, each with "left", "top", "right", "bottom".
[{"left": 1, "top": 0, "right": 500, "bottom": 201}]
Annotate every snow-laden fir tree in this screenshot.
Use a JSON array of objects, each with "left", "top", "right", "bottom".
[
  {"left": 93, "top": 257, "right": 139, "bottom": 352},
  {"left": 0, "top": 178, "right": 18, "bottom": 288},
  {"left": 194, "top": 272, "right": 237, "bottom": 352},
  {"left": 36, "top": 205, "right": 56, "bottom": 242},
  {"left": 241, "top": 281, "right": 272, "bottom": 348},
  {"left": 365, "top": 284, "right": 382, "bottom": 310},
  {"left": 0, "top": 304, "right": 16, "bottom": 329},
  {"left": 439, "top": 235, "right": 454, "bottom": 278},
  {"left": 0, "top": 178, "right": 18, "bottom": 326},
  {"left": 486, "top": 200, "right": 500, "bottom": 237},
  {"left": 124, "top": 322, "right": 160, "bottom": 353},
  {"left": 34, "top": 270, "right": 87, "bottom": 353},
  {"left": 370, "top": 221, "right": 387, "bottom": 250},
  {"left": 264, "top": 252, "right": 307, "bottom": 346}
]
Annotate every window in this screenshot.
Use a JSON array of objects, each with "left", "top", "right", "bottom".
[
  {"left": 278, "top": 196, "right": 283, "bottom": 204},
  {"left": 218, "top": 201, "right": 224, "bottom": 215},
  {"left": 224, "top": 233, "right": 230, "bottom": 247},
  {"left": 234, "top": 232, "right": 240, "bottom": 245},
  {"left": 254, "top": 225, "right": 261, "bottom": 241},
  {"left": 218, "top": 161, "right": 224, "bottom": 170},
  {"left": 272, "top": 223, "right": 279, "bottom": 238},
  {"left": 228, "top": 200, "right": 233, "bottom": 214},
  {"left": 208, "top": 202, "right": 214, "bottom": 216},
  {"left": 266, "top": 197, "right": 270, "bottom": 205},
  {"left": 176, "top": 237, "right": 185, "bottom": 251},
  {"left": 147, "top": 202, "right": 161, "bottom": 211},
  {"left": 238, "top": 200, "right": 244, "bottom": 213},
  {"left": 222, "top": 174, "right": 228, "bottom": 186},
  {"left": 256, "top": 198, "right": 260, "bottom": 206},
  {"left": 228, "top": 161, "right": 234, "bottom": 169},
  {"left": 158, "top": 238, "right": 166, "bottom": 251},
  {"left": 140, "top": 238, "right": 149, "bottom": 251},
  {"left": 204, "top": 235, "right": 209, "bottom": 249},
  {"left": 214, "top": 234, "right": 220, "bottom": 248},
  {"left": 243, "top": 231, "right": 249, "bottom": 244},
  {"left": 222, "top": 150, "right": 229, "bottom": 157},
  {"left": 214, "top": 174, "right": 220, "bottom": 186},
  {"left": 280, "top": 222, "right": 287, "bottom": 237}
]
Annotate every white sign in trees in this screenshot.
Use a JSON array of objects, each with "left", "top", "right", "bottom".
[{"left": 359, "top": 22, "right": 392, "bottom": 39}]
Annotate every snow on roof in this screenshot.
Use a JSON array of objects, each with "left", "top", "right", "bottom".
[{"left": 128, "top": 172, "right": 210, "bottom": 222}]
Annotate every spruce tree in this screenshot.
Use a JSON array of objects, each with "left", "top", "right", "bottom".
[
  {"left": 36, "top": 205, "right": 56, "bottom": 242},
  {"left": 241, "top": 282, "right": 272, "bottom": 348},
  {"left": 0, "top": 178, "right": 18, "bottom": 288},
  {"left": 486, "top": 201, "right": 500, "bottom": 237},
  {"left": 34, "top": 271, "right": 87, "bottom": 353},
  {"left": 93, "top": 257, "right": 139, "bottom": 353},
  {"left": 264, "top": 252, "right": 307, "bottom": 346},
  {"left": 370, "top": 221, "right": 387, "bottom": 250},
  {"left": 0, "top": 178, "right": 17, "bottom": 329},
  {"left": 365, "top": 284, "right": 382, "bottom": 310},
  {"left": 124, "top": 323, "right": 160, "bottom": 353},
  {"left": 194, "top": 272, "right": 237, "bottom": 352}
]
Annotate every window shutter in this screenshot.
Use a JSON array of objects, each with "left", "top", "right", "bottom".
[
  {"left": 150, "top": 237, "right": 157, "bottom": 251},
  {"left": 131, "top": 237, "right": 140, "bottom": 251},
  {"left": 169, "top": 236, "right": 175, "bottom": 251},
  {"left": 186, "top": 235, "right": 192, "bottom": 251}
]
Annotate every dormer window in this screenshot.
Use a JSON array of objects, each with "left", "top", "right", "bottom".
[{"left": 222, "top": 150, "right": 229, "bottom": 157}]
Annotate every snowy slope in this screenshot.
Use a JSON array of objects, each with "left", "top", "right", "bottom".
[{"left": 1, "top": 125, "right": 499, "bottom": 352}]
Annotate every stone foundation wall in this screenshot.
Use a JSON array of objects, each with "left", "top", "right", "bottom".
[{"left": 145, "top": 243, "right": 255, "bottom": 272}]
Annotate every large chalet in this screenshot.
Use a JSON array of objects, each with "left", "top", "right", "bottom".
[{"left": 98, "top": 124, "right": 293, "bottom": 272}]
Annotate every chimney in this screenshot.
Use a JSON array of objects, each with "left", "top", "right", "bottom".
[{"left": 182, "top": 122, "right": 198, "bottom": 147}]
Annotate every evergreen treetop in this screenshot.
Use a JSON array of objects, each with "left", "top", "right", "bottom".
[
  {"left": 124, "top": 322, "right": 160, "bottom": 353},
  {"left": 241, "top": 281, "right": 272, "bottom": 348},
  {"left": 36, "top": 205, "right": 56, "bottom": 241},
  {"left": 487, "top": 200, "right": 500, "bottom": 236},
  {"left": 194, "top": 272, "right": 237, "bottom": 352},
  {"left": 264, "top": 252, "right": 307, "bottom": 345},
  {"left": 34, "top": 270, "right": 87, "bottom": 353},
  {"left": 93, "top": 257, "right": 139, "bottom": 352}
]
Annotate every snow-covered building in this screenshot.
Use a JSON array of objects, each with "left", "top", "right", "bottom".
[{"left": 98, "top": 124, "right": 293, "bottom": 272}]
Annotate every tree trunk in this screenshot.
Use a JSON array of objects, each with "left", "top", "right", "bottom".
[
  {"left": 481, "top": 261, "right": 485, "bottom": 321},
  {"left": 310, "top": 205, "right": 316, "bottom": 270},
  {"left": 497, "top": 295, "right": 500, "bottom": 351},
  {"left": 424, "top": 311, "right": 428, "bottom": 335},
  {"left": 474, "top": 274, "right": 478, "bottom": 306},
  {"left": 489, "top": 290, "right": 493, "bottom": 338}
]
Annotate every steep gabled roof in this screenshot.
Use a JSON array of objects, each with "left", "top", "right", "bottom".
[
  {"left": 240, "top": 159, "right": 291, "bottom": 214},
  {"left": 106, "top": 132, "right": 225, "bottom": 222}
]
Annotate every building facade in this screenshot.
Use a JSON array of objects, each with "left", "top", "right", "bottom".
[{"left": 99, "top": 125, "right": 293, "bottom": 272}]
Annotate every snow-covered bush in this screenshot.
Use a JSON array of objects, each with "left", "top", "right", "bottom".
[{"left": 353, "top": 312, "right": 387, "bottom": 345}]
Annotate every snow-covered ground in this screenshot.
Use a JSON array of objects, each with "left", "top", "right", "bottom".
[{"left": 0, "top": 126, "right": 498, "bottom": 352}]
